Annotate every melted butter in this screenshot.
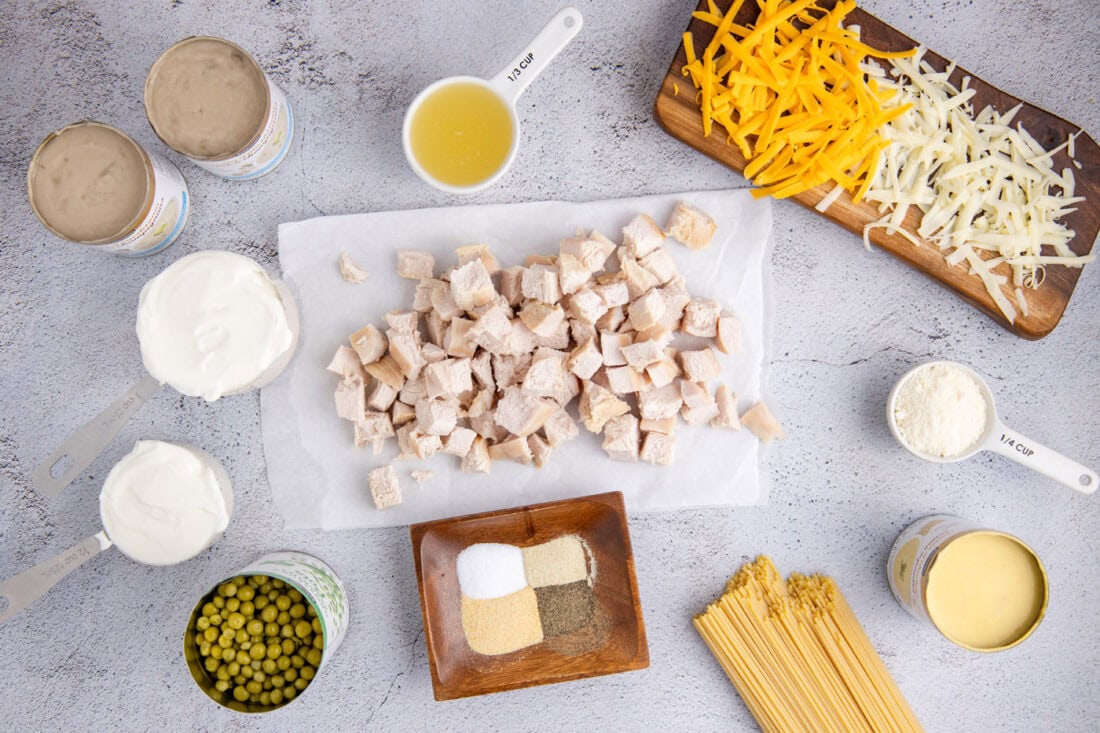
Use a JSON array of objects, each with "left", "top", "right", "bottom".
[
  {"left": 408, "top": 81, "right": 514, "bottom": 187},
  {"left": 28, "top": 122, "right": 150, "bottom": 243},
  {"left": 926, "top": 532, "right": 1046, "bottom": 650},
  {"left": 145, "top": 37, "right": 268, "bottom": 158}
]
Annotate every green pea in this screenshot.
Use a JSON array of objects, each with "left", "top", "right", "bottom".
[
  {"left": 294, "top": 621, "right": 312, "bottom": 639},
  {"left": 199, "top": 641, "right": 212, "bottom": 657},
  {"left": 312, "top": 618, "right": 322, "bottom": 634},
  {"left": 283, "top": 686, "right": 296, "bottom": 701},
  {"left": 236, "top": 585, "right": 255, "bottom": 602},
  {"left": 209, "top": 614, "right": 223, "bottom": 626},
  {"left": 284, "top": 668, "right": 297, "bottom": 683},
  {"left": 281, "top": 639, "right": 296, "bottom": 656},
  {"left": 217, "top": 635, "right": 233, "bottom": 649},
  {"left": 280, "top": 625, "right": 294, "bottom": 639},
  {"left": 262, "top": 659, "right": 277, "bottom": 675},
  {"left": 212, "top": 596, "right": 225, "bottom": 609},
  {"left": 266, "top": 644, "right": 281, "bottom": 660},
  {"left": 236, "top": 651, "right": 251, "bottom": 666},
  {"left": 270, "top": 689, "right": 284, "bottom": 706},
  {"left": 223, "top": 583, "right": 238, "bottom": 598},
  {"left": 294, "top": 677, "right": 308, "bottom": 691},
  {"left": 307, "top": 604, "right": 317, "bottom": 618},
  {"left": 250, "top": 644, "right": 266, "bottom": 660},
  {"left": 276, "top": 612, "right": 290, "bottom": 625},
  {"left": 270, "top": 675, "right": 285, "bottom": 689},
  {"left": 201, "top": 602, "right": 217, "bottom": 617},
  {"left": 289, "top": 603, "right": 306, "bottom": 620},
  {"left": 259, "top": 583, "right": 272, "bottom": 595},
  {"left": 247, "top": 620, "right": 264, "bottom": 636},
  {"left": 214, "top": 679, "right": 230, "bottom": 693},
  {"left": 278, "top": 656, "right": 292, "bottom": 671},
  {"left": 204, "top": 656, "right": 219, "bottom": 673},
  {"left": 290, "top": 655, "right": 304, "bottom": 669},
  {"left": 312, "top": 634, "right": 324, "bottom": 650},
  {"left": 252, "top": 670, "right": 266, "bottom": 684},
  {"left": 239, "top": 601, "right": 254, "bottom": 616},
  {"left": 196, "top": 616, "right": 210, "bottom": 631},
  {"left": 240, "top": 642, "right": 252, "bottom": 652},
  {"left": 232, "top": 575, "right": 246, "bottom": 586},
  {"left": 260, "top": 605, "right": 277, "bottom": 623},
  {"left": 246, "top": 680, "right": 262, "bottom": 695},
  {"left": 253, "top": 595, "right": 269, "bottom": 610},
  {"left": 227, "top": 612, "right": 245, "bottom": 630},
  {"left": 264, "top": 622, "right": 279, "bottom": 637},
  {"left": 216, "top": 665, "right": 230, "bottom": 681},
  {"left": 272, "top": 579, "right": 285, "bottom": 589},
  {"left": 274, "top": 595, "right": 291, "bottom": 611},
  {"left": 300, "top": 666, "right": 315, "bottom": 681},
  {"left": 240, "top": 665, "right": 253, "bottom": 679},
  {"left": 232, "top": 686, "right": 249, "bottom": 702},
  {"left": 228, "top": 662, "right": 240, "bottom": 676},
  {"left": 222, "top": 647, "right": 236, "bottom": 663},
  {"left": 259, "top": 691, "right": 271, "bottom": 706},
  {"left": 306, "top": 648, "right": 322, "bottom": 666},
  {"left": 226, "top": 598, "right": 241, "bottom": 612}
]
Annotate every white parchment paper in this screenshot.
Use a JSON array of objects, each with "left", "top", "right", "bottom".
[{"left": 262, "top": 190, "right": 774, "bottom": 529}]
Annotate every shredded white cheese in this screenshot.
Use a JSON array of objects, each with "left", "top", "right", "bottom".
[{"left": 860, "top": 48, "right": 1093, "bottom": 323}]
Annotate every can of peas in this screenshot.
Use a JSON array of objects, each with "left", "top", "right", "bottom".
[{"left": 183, "top": 551, "right": 349, "bottom": 713}]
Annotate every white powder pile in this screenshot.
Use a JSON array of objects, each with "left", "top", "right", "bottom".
[
  {"left": 455, "top": 543, "right": 527, "bottom": 600},
  {"left": 893, "top": 363, "right": 988, "bottom": 458}
]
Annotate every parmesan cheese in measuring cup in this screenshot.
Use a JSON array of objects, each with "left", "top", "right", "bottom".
[{"left": 891, "top": 362, "right": 987, "bottom": 458}]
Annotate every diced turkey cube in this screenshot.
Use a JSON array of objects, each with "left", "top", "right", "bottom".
[
  {"left": 679, "top": 348, "right": 721, "bottom": 382},
  {"left": 519, "top": 301, "right": 565, "bottom": 337},
  {"left": 415, "top": 397, "right": 458, "bottom": 436},
  {"left": 522, "top": 352, "right": 567, "bottom": 399},
  {"left": 639, "top": 248, "right": 679, "bottom": 285},
  {"left": 489, "top": 436, "right": 533, "bottom": 465},
  {"left": 368, "top": 380, "right": 398, "bottom": 412},
  {"left": 532, "top": 318, "right": 570, "bottom": 350},
  {"left": 525, "top": 253, "right": 557, "bottom": 267},
  {"left": 339, "top": 252, "right": 369, "bottom": 283},
  {"left": 430, "top": 281, "right": 462, "bottom": 321},
  {"left": 578, "top": 381, "right": 630, "bottom": 433},
  {"left": 385, "top": 310, "right": 419, "bottom": 333},
  {"left": 355, "top": 412, "right": 395, "bottom": 446},
  {"left": 528, "top": 433, "right": 553, "bottom": 468},
  {"left": 365, "top": 354, "right": 405, "bottom": 390},
  {"left": 716, "top": 313, "right": 742, "bottom": 355},
  {"left": 742, "top": 401, "right": 785, "bottom": 442},
  {"left": 426, "top": 310, "right": 446, "bottom": 347},
  {"left": 398, "top": 375, "right": 427, "bottom": 406},
  {"left": 444, "top": 317, "right": 477, "bottom": 358},
  {"left": 499, "top": 266, "right": 527, "bottom": 307},
  {"left": 443, "top": 426, "right": 477, "bottom": 457},
  {"left": 507, "top": 320, "right": 538, "bottom": 357},
  {"left": 493, "top": 386, "right": 557, "bottom": 437},
  {"left": 593, "top": 280, "right": 630, "bottom": 309},
  {"left": 570, "top": 320, "right": 597, "bottom": 346},
  {"left": 682, "top": 299, "right": 722, "bottom": 337},
  {"left": 542, "top": 408, "right": 579, "bottom": 447},
  {"left": 645, "top": 356, "right": 680, "bottom": 388},
  {"left": 666, "top": 201, "right": 717, "bottom": 250},
  {"left": 450, "top": 259, "right": 497, "bottom": 311},
  {"left": 567, "top": 289, "right": 608, "bottom": 324},
  {"left": 461, "top": 436, "right": 492, "bottom": 473},
  {"left": 600, "top": 331, "right": 633, "bottom": 367},
  {"left": 464, "top": 388, "right": 494, "bottom": 419},
  {"left": 640, "top": 432, "right": 676, "bottom": 466},
  {"left": 567, "top": 336, "right": 603, "bottom": 380},
  {"left": 421, "top": 343, "right": 446, "bottom": 364},
  {"left": 627, "top": 290, "right": 666, "bottom": 331},
  {"left": 396, "top": 250, "right": 435, "bottom": 280},
  {"left": 712, "top": 384, "right": 741, "bottom": 430},
  {"left": 327, "top": 345, "right": 366, "bottom": 382},
  {"left": 620, "top": 339, "right": 666, "bottom": 370},
  {"left": 334, "top": 377, "right": 366, "bottom": 422},
  {"left": 658, "top": 285, "right": 691, "bottom": 330},
  {"left": 350, "top": 324, "right": 387, "bottom": 365},
  {"left": 470, "top": 352, "right": 494, "bottom": 391},
  {"left": 386, "top": 329, "right": 425, "bottom": 380},
  {"left": 413, "top": 279, "right": 440, "bottom": 312},
  {"left": 368, "top": 465, "right": 402, "bottom": 509},
  {"left": 596, "top": 305, "right": 626, "bottom": 332},
  {"left": 680, "top": 380, "right": 719, "bottom": 425},
  {"left": 391, "top": 400, "right": 416, "bottom": 426},
  {"left": 423, "top": 358, "right": 473, "bottom": 399},
  {"left": 522, "top": 265, "right": 562, "bottom": 304},
  {"left": 557, "top": 254, "right": 592, "bottom": 295},
  {"left": 602, "top": 414, "right": 640, "bottom": 462},
  {"left": 640, "top": 416, "right": 677, "bottom": 435},
  {"left": 619, "top": 254, "right": 660, "bottom": 299},
  {"left": 560, "top": 230, "right": 616, "bottom": 271},
  {"left": 455, "top": 243, "right": 501, "bottom": 273},
  {"left": 622, "top": 213, "right": 666, "bottom": 258},
  {"left": 638, "top": 382, "right": 683, "bottom": 420},
  {"left": 467, "top": 305, "right": 513, "bottom": 354},
  {"left": 606, "top": 366, "right": 648, "bottom": 394}
]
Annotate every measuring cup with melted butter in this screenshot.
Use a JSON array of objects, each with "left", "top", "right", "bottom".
[
  {"left": 31, "top": 251, "right": 299, "bottom": 497},
  {"left": 403, "top": 7, "right": 583, "bottom": 193},
  {"left": 1, "top": 440, "right": 233, "bottom": 625},
  {"left": 887, "top": 360, "right": 1097, "bottom": 494}
]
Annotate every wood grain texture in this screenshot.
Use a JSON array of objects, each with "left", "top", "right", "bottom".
[
  {"left": 654, "top": 0, "right": 1099, "bottom": 339},
  {"left": 409, "top": 491, "right": 648, "bottom": 701}
]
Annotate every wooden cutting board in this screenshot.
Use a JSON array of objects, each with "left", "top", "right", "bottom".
[{"left": 654, "top": 0, "right": 1099, "bottom": 339}]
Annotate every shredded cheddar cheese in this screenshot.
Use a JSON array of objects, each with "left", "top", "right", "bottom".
[{"left": 681, "top": 0, "right": 914, "bottom": 200}]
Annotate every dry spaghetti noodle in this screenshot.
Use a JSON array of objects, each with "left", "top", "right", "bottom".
[{"left": 694, "top": 557, "right": 922, "bottom": 732}]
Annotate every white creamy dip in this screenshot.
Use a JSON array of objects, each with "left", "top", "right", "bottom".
[
  {"left": 136, "top": 251, "right": 293, "bottom": 401},
  {"left": 100, "top": 440, "right": 231, "bottom": 565}
]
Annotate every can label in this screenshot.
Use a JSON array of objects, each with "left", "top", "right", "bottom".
[
  {"left": 101, "top": 150, "right": 190, "bottom": 257},
  {"left": 886, "top": 514, "right": 977, "bottom": 625},
  {"left": 235, "top": 551, "right": 349, "bottom": 666},
  {"left": 190, "top": 77, "right": 294, "bottom": 180}
]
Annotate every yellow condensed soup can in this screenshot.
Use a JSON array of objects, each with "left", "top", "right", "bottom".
[{"left": 887, "top": 514, "right": 1048, "bottom": 652}]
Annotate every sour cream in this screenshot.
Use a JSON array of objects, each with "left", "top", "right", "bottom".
[
  {"left": 136, "top": 251, "right": 294, "bottom": 401},
  {"left": 100, "top": 440, "right": 232, "bottom": 566}
]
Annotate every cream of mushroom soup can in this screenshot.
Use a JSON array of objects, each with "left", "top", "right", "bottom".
[
  {"left": 27, "top": 121, "right": 189, "bottom": 257},
  {"left": 887, "top": 514, "right": 1048, "bottom": 652},
  {"left": 145, "top": 36, "right": 294, "bottom": 180},
  {"left": 184, "top": 551, "right": 349, "bottom": 712}
]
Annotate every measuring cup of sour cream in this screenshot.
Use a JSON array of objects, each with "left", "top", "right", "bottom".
[
  {"left": 402, "top": 6, "right": 583, "bottom": 194},
  {"left": 1, "top": 440, "right": 233, "bottom": 625},
  {"left": 887, "top": 360, "right": 1097, "bottom": 494},
  {"left": 32, "top": 250, "right": 299, "bottom": 498}
]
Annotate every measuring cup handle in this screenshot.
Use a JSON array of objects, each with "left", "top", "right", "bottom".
[
  {"left": 0, "top": 532, "right": 112, "bottom": 625},
  {"left": 31, "top": 374, "right": 161, "bottom": 497},
  {"left": 988, "top": 423, "right": 1098, "bottom": 494},
  {"left": 490, "top": 6, "right": 583, "bottom": 103}
]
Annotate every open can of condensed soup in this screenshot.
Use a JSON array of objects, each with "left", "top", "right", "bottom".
[
  {"left": 27, "top": 121, "right": 189, "bottom": 257},
  {"left": 887, "top": 514, "right": 1048, "bottom": 652},
  {"left": 184, "top": 551, "right": 349, "bottom": 713},
  {"left": 145, "top": 36, "right": 293, "bottom": 180}
]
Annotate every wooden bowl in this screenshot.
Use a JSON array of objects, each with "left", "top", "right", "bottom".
[{"left": 409, "top": 491, "right": 649, "bottom": 700}]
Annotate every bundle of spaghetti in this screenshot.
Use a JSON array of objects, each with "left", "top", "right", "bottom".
[
  {"left": 680, "top": 0, "right": 915, "bottom": 200},
  {"left": 694, "top": 557, "right": 922, "bottom": 732}
]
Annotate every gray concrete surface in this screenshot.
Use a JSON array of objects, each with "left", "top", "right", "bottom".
[{"left": 1, "top": 1, "right": 1098, "bottom": 730}]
